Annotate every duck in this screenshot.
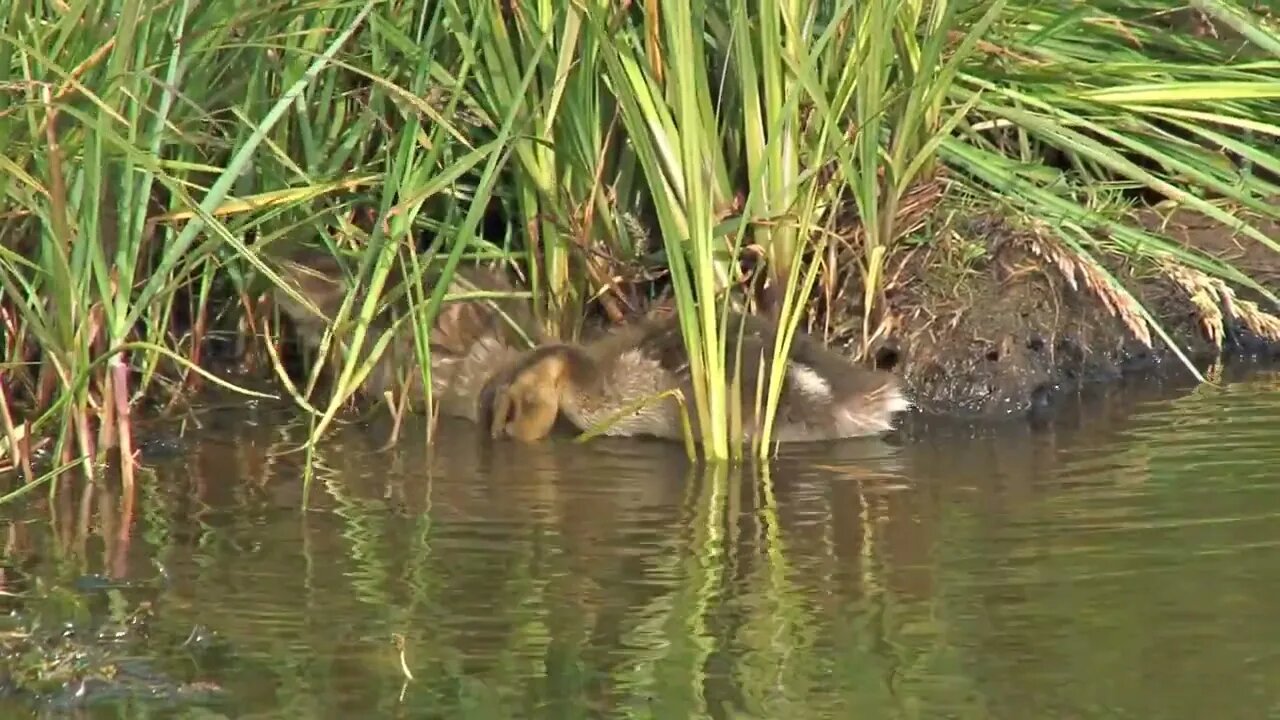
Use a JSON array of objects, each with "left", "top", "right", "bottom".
[
  {"left": 269, "top": 248, "right": 537, "bottom": 422},
  {"left": 483, "top": 312, "right": 909, "bottom": 444}
]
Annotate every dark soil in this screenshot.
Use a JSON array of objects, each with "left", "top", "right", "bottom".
[{"left": 859, "top": 205, "right": 1280, "bottom": 419}]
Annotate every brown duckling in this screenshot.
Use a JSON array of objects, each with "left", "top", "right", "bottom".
[
  {"left": 485, "top": 313, "right": 909, "bottom": 444},
  {"left": 270, "top": 249, "right": 536, "bottom": 421}
]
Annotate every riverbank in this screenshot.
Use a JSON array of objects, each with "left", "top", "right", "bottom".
[
  {"left": 852, "top": 204, "right": 1280, "bottom": 419},
  {"left": 252, "top": 200, "right": 1280, "bottom": 432}
]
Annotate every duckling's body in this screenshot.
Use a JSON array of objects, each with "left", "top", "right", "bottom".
[
  {"left": 487, "top": 314, "right": 909, "bottom": 444},
  {"left": 271, "top": 250, "right": 534, "bottom": 420}
]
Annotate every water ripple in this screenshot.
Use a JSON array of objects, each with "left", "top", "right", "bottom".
[{"left": 5, "top": 368, "right": 1280, "bottom": 718}]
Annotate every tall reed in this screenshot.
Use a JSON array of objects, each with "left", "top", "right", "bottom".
[{"left": 1, "top": 0, "right": 1276, "bottom": 474}]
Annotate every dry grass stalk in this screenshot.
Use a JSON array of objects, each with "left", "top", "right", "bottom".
[
  {"left": 1164, "top": 263, "right": 1280, "bottom": 346},
  {"left": 1022, "top": 224, "right": 1153, "bottom": 347},
  {"left": 1233, "top": 299, "right": 1280, "bottom": 341},
  {"left": 1164, "top": 265, "right": 1228, "bottom": 348}
]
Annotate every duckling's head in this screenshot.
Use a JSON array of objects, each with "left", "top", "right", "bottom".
[{"left": 489, "top": 347, "right": 575, "bottom": 442}]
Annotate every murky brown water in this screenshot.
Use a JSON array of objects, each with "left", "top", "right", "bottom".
[{"left": 4, "top": 364, "right": 1280, "bottom": 719}]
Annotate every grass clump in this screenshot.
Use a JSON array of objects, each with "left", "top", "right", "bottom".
[{"left": 0, "top": 0, "right": 1277, "bottom": 476}]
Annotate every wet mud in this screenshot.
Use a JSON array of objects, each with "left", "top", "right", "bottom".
[{"left": 864, "top": 206, "right": 1280, "bottom": 419}]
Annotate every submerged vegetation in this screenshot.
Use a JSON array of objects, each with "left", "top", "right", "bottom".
[{"left": 0, "top": 0, "right": 1278, "bottom": 476}]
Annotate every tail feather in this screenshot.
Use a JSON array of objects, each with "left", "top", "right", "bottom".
[{"left": 830, "top": 373, "right": 910, "bottom": 437}]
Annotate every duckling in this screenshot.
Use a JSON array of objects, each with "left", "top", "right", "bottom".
[
  {"left": 270, "top": 249, "right": 536, "bottom": 421},
  {"left": 485, "top": 313, "right": 909, "bottom": 444}
]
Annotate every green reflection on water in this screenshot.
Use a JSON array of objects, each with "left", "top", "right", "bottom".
[{"left": 3, "top": 369, "right": 1280, "bottom": 719}]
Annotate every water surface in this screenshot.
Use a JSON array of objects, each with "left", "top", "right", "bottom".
[{"left": 3, "top": 365, "right": 1280, "bottom": 719}]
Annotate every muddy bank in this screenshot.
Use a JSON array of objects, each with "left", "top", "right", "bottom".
[
  {"left": 860, "top": 206, "right": 1280, "bottom": 419},
  {"left": 251, "top": 205, "right": 1280, "bottom": 432}
]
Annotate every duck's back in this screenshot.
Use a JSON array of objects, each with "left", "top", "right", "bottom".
[
  {"left": 631, "top": 313, "right": 906, "bottom": 441},
  {"left": 733, "top": 321, "right": 906, "bottom": 440}
]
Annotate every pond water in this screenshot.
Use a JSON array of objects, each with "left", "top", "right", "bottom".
[{"left": 3, "top": 364, "right": 1280, "bottom": 719}]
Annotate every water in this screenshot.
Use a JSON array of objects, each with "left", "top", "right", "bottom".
[{"left": 4, "top": 366, "right": 1280, "bottom": 719}]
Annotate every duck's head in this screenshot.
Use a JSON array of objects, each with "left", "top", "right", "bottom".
[{"left": 488, "top": 347, "right": 575, "bottom": 442}]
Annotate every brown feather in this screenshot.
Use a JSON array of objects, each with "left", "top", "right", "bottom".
[
  {"left": 489, "top": 312, "right": 909, "bottom": 444},
  {"left": 269, "top": 250, "right": 536, "bottom": 419}
]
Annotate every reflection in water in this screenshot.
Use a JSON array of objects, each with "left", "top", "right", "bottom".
[{"left": 4, "top": 364, "right": 1280, "bottom": 718}]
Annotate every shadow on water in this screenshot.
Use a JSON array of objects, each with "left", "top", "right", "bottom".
[{"left": 4, "top": 362, "right": 1280, "bottom": 718}]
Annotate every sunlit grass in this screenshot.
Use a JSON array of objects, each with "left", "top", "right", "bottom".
[{"left": 1, "top": 0, "right": 1277, "bottom": 477}]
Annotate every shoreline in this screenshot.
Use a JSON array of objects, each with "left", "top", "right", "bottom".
[
  {"left": 162, "top": 205, "right": 1280, "bottom": 440},
  {"left": 850, "top": 206, "right": 1280, "bottom": 421}
]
